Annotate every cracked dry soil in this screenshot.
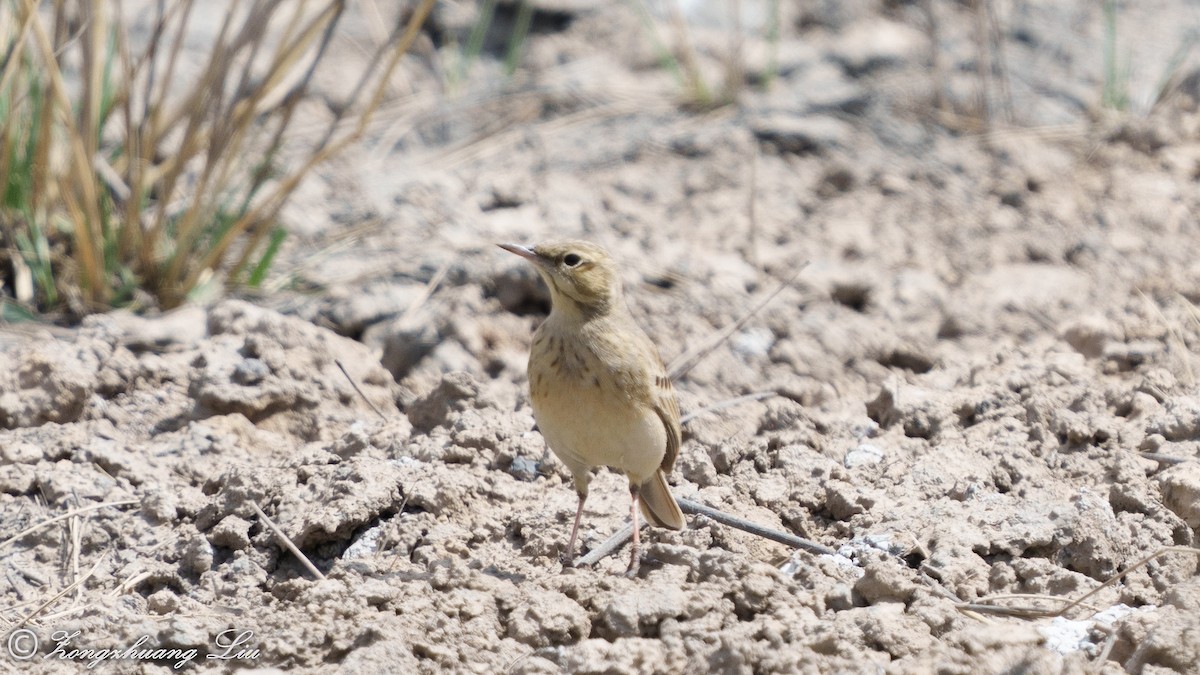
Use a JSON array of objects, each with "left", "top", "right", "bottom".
[{"left": 3, "top": 1, "right": 1200, "bottom": 673}]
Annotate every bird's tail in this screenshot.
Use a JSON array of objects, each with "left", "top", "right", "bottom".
[{"left": 639, "top": 470, "right": 685, "bottom": 530}]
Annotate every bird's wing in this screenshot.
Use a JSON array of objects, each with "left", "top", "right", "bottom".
[
  {"left": 650, "top": 358, "right": 682, "bottom": 474},
  {"left": 596, "top": 315, "right": 683, "bottom": 474}
]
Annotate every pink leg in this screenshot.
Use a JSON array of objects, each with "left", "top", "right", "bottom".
[
  {"left": 562, "top": 491, "right": 586, "bottom": 566},
  {"left": 625, "top": 483, "right": 641, "bottom": 577}
]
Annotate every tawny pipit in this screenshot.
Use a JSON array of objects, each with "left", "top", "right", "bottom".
[{"left": 500, "top": 240, "right": 685, "bottom": 575}]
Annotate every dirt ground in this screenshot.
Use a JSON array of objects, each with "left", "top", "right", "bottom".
[{"left": 4, "top": 1, "right": 1200, "bottom": 673}]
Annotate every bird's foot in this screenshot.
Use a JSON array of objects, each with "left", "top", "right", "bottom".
[{"left": 623, "top": 557, "right": 640, "bottom": 578}]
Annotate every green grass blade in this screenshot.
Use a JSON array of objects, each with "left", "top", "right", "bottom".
[
  {"left": 458, "top": 0, "right": 497, "bottom": 82},
  {"left": 504, "top": 1, "right": 534, "bottom": 77},
  {"left": 1, "top": 299, "right": 38, "bottom": 322},
  {"left": 246, "top": 227, "right": 286, "bottom": 288}
]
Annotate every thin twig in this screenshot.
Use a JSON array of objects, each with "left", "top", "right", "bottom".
[
  {"left": 399, "top": 257, "right": 452, "bottom": 322},
  {"left": 109, "top": 570, "right": 155, "bottom": 597},
  {"left": 1139, "top": 452, "right": 1192, "bottom": 465},
  {"left": 677, "top": 498, "right": 834, "bottom": 555},
  {"left": 970, "top": 592, "right": 1103, "bottom": 614},
  {"left": 985, "top": 0, "right": 1013, "bottom": 123},
  {"left": 1092, "top": 626, "right": 1117, "bottom": 674},
  {"left": 680, "top": 391, "right": 778, "bottom": 425},
  {"left": 576, "top": 496, "right": 835, "bottom": 568},
  {"left": 958, "top": 546, "right": 1200, "bottom": 620},
  {"left": 667, "top": 262, "right": 808, "bottom": 380},
  {"left": 0, "top": 599, "right": 39, "bottom": 617},
  {"left": 249, "top": 501, "right": 326, "bottom": 581},
  {"left": 334, "top": 258, "right": 447, "bottom": 421},
  {"left": 336, "top": 359, "right": 387, "bottom": 421},
  {"left": 0, "top": 500, "right": 138, "bottom": 551},
  {"left": 575, "top": 523, "right": 638, "bottom": 568},
  {"left": 34, "top": 603, "right": 98, "bottom": 624},
  {"left": 746, "top": 149, "right": 760, "bottom": 275},
  {"left": 1136, "top": 288, "right": 1196, "bottom": 387},
  {"left": 424, "top": 98, "right": 649, "bottom": 172},
  {"left": 68, "top": 500, "right": 82, "bottom": 602},
  {"left": 91, "top": 153, "right": 132, "bottom": 203},
  {"left": 14, "top": 553, "right": 107, "bottom": 629},
  {"left": 187, "top": 0, "right": 437, "bottom": 295},
  {"left": 917, "top": 571, "right": 993, "bottom": 624},
  {"left": 953, "top": 602, "right": 1057, "bottom": 619},
  {"left": 1051, "top": 546, "right": 1197, "bottom": 619}
]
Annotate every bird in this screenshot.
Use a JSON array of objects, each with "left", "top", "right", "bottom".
[{"left": 499, "top": 240, "right": 686, "bottom": 576}]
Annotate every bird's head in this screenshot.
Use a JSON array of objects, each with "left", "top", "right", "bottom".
[{"left": 499, "top": 240, "right": 621, "bottom": 317}]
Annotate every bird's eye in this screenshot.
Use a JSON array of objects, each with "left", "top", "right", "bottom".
[{"left": 563, "top": 253, "right": 582, "bottom": 267}]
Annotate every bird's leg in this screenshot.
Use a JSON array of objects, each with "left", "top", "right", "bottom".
[
  {"left": 625, "top": 482, "right": 641, "bottom": 577},
  {"left": 562, "top": 481, "right": 588, "bottom": 567}
]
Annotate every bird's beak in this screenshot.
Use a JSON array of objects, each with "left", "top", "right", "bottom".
[{"left": 498, "top": 243, "right": 544, "bottom": 266}]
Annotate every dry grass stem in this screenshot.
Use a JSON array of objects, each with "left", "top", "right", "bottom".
[
  {"left": 336, "top": 358, "right": 387, "bottom": 421},
  {"left": 1140, "top": 452, "right": 1193, "bottom": 465},
  {"left": 680, "top": 390, "right": 777, "bottom": 424},
  {"left": 0, "top": 499, "right": 138, "bottom": 551},
  {"left": 959, "top": 546, "right": 1200, "bottom": 620},
  {"left": 667, "top": 262, "right": 808, "bottom": 380},
  {"left": 1, "top": 0, "right": 435, "bottom": 313},
  {"left": 249, "top": 501, "right": 326, "bottom": 581},
  {"left": 400, "top": 256, "right": 452, "bottom": 322},
  {"left": 13, "top": 552, "right": 107, "bottom": 629},
  {"left": 577, "top": 497, "right": 834, "bottom": 569},
  {"left": 677, "top": 498, "right": 834, "bottom": 555},
  {"left": 576, "top": 523, "right": 639, "bottom": 568}
]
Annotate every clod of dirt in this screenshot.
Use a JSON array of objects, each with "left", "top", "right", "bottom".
[
  {"left": 852, "top": 554, "right": 920, "bottom": 605},
  {"left": 0, "top": 339, "right": 105, "bottom": 428},
  {"left": 1158, "top": 463, "right": 1200, "bottom": 528},
  {"left": 866, "top": 384, "right": 953, "bottom": 439},
  {"left": 371, "top": 309, "right": 442, "bottom": 379},
  {"left": 210, "top": 515, "right": 253, "bottom": 550},
  {"left": 500, "top": 587, "right": 591, "bottom": 647},
  {"left": 1112, "top": 576, "right": 1200, "bottom": 671},
  {"left": 407, "top": 371, "right": 491, "bottom": 432},
  {"left": 1148, "top": 398, "right": 1200, "bottom": 441},
  {"left": 1060, "top": 314, "right": 1114, "bottom": 358},
  {"left": 189, "top": 299, "right": 394, "bottom": 439}
]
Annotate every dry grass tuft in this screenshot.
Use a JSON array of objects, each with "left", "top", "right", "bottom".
[{"left": 0, "top": 0, "right": 433, "bottom": 318}]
